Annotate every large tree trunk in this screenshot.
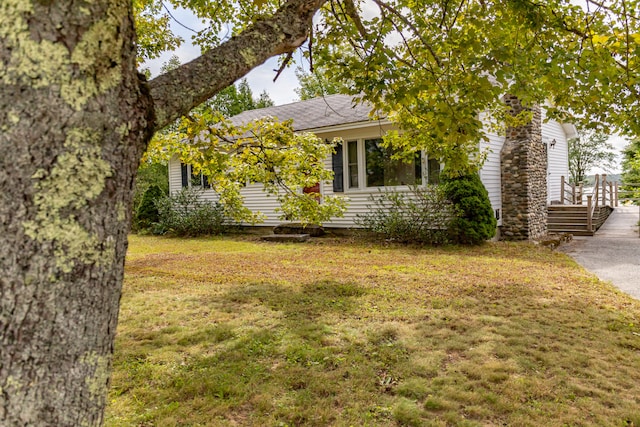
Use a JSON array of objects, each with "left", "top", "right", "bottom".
[
  {"left": 0, "top": 1, "right": 153, "bottom": 425},
  {"left": 0, "top": 0, "right": 324, "bottom": 425}
]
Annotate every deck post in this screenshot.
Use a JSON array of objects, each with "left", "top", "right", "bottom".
[
  {"left": 561, "top": 176, "right": 566, "bottom": 204},
  {"left": 615, "top": 181, "right": 619, "bottom": 207},
  {"left": 609, "top": 182, "right": 613, "bottom": 207},
  {"left": 602, "top": 174, "right": 607, "bottom": 206},
  {"left": 576, "top": 183, "right": 581, "bottom": 204},
  {"left": 587, "top": 195, "right": 593, "bottom": 232}
]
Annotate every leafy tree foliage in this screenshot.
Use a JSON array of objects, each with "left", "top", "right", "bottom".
[
  {"left": 568, "top": 130, "right": 617, "bottom": 184},
  {"left": 133, "top": 0, "right": 182, "bottom": 62},
  {"left": 145, "top": 58, "right": 343, "bottom": 225},
  {"left": 148, "top": 115, "right": 347, "bottom": 225},
  {"left": 313, "top": 0, "right": 640, "bottom": 173}
]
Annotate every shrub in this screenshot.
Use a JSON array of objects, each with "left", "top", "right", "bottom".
[
  {"left": 134, "top": 185, "right": 164, "bottom": 231},
  {"left": 133, "top": 161, "right": 169, "bottom": 211},
  {"left": 441, "top": 173, "right": 496, "bottom": 245},
  {"left": 355, "top": 186, "right": 456, "bottom": 245},
  {"left": 155, "top": 187, "right": 233, "bottom": 236}
]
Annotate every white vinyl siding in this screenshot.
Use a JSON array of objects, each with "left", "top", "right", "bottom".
[
  {"left": 479, "top": 132, "right": 506, "bottom": 226},
  {"left": 541, "top": 110, "right": 570, "bottom": 203},
  {"left": 168, "top": 158, "right": 183, "bottom": 195},
  {"left": 168, "top": 155, "right": 288, "bottom": 226}
]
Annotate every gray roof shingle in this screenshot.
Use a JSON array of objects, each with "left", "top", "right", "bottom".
[{"left": 228, "top": 94, "right": 376, "bottom": 131}]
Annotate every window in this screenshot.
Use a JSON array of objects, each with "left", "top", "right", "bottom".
[
  {"left": 427, "top": 158, "right": 441, "bottom": 185},
  {"left": 365, "top": 138, "right": 422, "bottom": 187},
  {"left": 180, "top": 163, "right": 210, "bottom": 188},
  {"left": 347, "top": 140, "right": 359, "bottom": 189},
  {"left": 332, "top": 139, "right": 424, "bottom": 190}
]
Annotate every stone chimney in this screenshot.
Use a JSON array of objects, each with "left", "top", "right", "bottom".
[{"left": 500, "top": 96, "right": 548, "bottom": 240}]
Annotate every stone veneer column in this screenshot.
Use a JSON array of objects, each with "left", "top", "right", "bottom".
[{"left": 500, "top": 96, "right": 548, "bottom": 240}]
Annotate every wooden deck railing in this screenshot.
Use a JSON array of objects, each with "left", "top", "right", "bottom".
[{"left": 559, "top": 174, "right": 617, "bottom": 232}]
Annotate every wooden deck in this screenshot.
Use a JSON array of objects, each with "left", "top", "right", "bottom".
[
  {"left": 548, "top": 204, "right": 613, "bottom": 236},
  {"left": 549, "top": 174, "right": 617, "bottom": 236}
]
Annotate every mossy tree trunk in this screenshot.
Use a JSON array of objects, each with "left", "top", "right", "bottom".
[{"left": 0, "top": 0, "right": 323, "bottom": 425}]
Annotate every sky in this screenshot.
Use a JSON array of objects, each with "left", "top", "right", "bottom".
[
  {"left": 141, "top": 7, "right": 302, "bottom": 106},
  {"left": 142, "top": 4, "right": 630, "bottom": 174}
]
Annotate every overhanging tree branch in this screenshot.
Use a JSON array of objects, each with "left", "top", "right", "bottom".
[{"left": 149, "top": 0, "right": 327, "bottom": 130}]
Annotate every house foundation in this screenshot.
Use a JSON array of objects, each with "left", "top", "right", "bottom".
[{"left": 500, "top": 96, "right": 548, "bottom": 240}]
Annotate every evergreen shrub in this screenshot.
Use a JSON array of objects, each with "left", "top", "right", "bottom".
[
  {"left": 134, "top": 185, "right": 164, "bottom": 231},
  {"left": 441, "top": 173, "right": 496, "bottom": 245}
]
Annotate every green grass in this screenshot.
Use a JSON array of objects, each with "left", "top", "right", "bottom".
[{"left": 107, "top": 235, "right": 640, "bottom": 426}]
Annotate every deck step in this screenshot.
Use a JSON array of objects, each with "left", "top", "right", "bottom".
[
  {"left": 548, "top": 213, "right": 589, "bottom": 218},
  {"left": 547, "top": 229, "right": 594, "bottom": 236},
  {"left": 548, "top": 224, "right": 591, "bottom": 231},
  {"left": 548, "top": 218, "right": 589, "bottom": 225},
  {"left": 547, "top": 204, "right": 613, "bottom": 236},
  {"left": 548, "top": 205, "right": 591, "bottom": 236}
]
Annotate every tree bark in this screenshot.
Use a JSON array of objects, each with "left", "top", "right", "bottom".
[
  {"left": 0, "top": 1, "right": 153, "bottom": 425},
  {"left": 0, "top": 0, "right": 324, "bottom": 425}
]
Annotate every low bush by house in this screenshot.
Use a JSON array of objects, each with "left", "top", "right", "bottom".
[
  {"left": 356, "top": 186, "right": 456, "bottom": 245},
  {"left": 357, "top": 174, "right": 496, "bottom": 245},
  {"left": 155, "top": 187, "right": 234, "bottom": 236}
]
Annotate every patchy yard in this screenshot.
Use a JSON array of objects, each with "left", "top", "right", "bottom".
[{"left": 106, "top": 235, "right": 640, "bottom": 426}]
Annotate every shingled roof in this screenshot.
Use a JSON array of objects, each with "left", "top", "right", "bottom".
[{"left": 228, "top": 94, "right": 377, "bottom": 131}]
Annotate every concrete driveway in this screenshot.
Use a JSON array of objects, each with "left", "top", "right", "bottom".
[{"left": 560, "top": 205, "right": 640, "bottom": 299}]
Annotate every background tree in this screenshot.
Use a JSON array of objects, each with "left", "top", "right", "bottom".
[
  {"left": 621, "top": 139, "right": 640, "bottom": 203},
  {"left": 568, "top": 130, "right": 617, "bottom": 184},
  {"left": 295, "top": 66, "right": 350, "bottom": 100},
  {"left": 3, "top": 0, "right": 640, "bottom": 425},
  {"left": 256, "top": 90, "right": 276, "bottom": 109},
  {"left": 208, "top": 78, "right": 275, "bottom": 116}
]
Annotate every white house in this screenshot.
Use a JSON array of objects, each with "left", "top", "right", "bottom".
[{"left": 168, "top": 94, "right": 576, "bottom": 237}]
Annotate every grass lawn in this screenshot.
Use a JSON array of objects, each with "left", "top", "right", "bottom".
[{"left": 106, "top": 235, "right": 640, "bottom": 426}]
